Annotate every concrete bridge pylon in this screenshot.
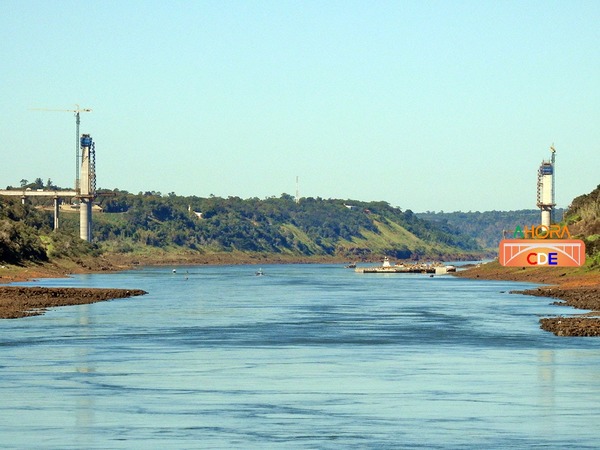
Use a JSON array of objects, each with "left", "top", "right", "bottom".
[
  {"left": 0, "top": 134, "right": 97, "bottom": 242},
  {"left": 78, "top": 134, "right": 96, "bottom": 241}
]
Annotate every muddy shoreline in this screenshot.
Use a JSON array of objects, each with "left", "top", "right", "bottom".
[
  {"left": 0, "top": 256, "right": 148, "bottom": 319},
  {"left": 0, "top": 286, "right": 147, "bottom": 319},
  {"left": 454, "top": 262, "right": 600, "bottom": 336}
]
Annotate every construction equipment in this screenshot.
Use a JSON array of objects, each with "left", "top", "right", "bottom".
[
  {"left": 537, "top": 145, "right": 557, "bottom": 227},
  {"left": 30, "top": 105, "right": 92, "bottom": 191}
]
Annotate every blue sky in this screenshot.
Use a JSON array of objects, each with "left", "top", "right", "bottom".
[{"left": 1, "top": 0, "right": 598, "bottom": 212}]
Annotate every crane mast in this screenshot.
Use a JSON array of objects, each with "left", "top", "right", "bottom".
[{"left": 30, "top": 105, "right": 92, "bottom": 191}]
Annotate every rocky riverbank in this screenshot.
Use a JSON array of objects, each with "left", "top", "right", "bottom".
[
  {"left": 0, "top": 286, "right": 147, "bottom": 319},
  {"left": 510, "top": 285, "right": 600, "bottom": 336},
  {"left": 455, "top": 262, "right": 600, "bottom": 337},
  {"left": 0, "top": 257, "right": 149, "bottom": 319}
]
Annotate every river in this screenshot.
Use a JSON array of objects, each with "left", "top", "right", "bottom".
[{"left": 1, "top": 264, "right": 600, "bottom": 449}]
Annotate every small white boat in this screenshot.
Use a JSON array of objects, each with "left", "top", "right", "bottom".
[{"left": 256, "top": 268, "right": 264, "bottom": 276}]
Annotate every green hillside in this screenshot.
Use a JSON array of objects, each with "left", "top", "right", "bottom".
[
  {"left": 564, "top": 184, "right": 600, "bottom": 267},
  {"left": 1, "top": 191, "right": 482, "bottom": 264},
  {"left": 4, "top": 184, "right": 598, "bottom": 267},
  {"left": 90, "top": 192, "right": 482, "bottom": 259},
  {"left": 0, "top": 197, "right": 97, "bottom": 264}
]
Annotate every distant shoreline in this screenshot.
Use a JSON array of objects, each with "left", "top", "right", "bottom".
[
  {"left": 3, "top": 257, "right": 599, "bottom": 335},
  {"left": 0, "top": 254, "right": 354, "bottom": 319}
]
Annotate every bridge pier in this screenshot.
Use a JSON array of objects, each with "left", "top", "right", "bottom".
[
  {"left": 54, "top": 197, "right": 60, "bottom": 230},
  {"left": 1, "top": 134, "right": 96, "bottom": 242},
  {"left": 1, "top": 190, "right": 78, "bottom": 232},
  {"left": 79, "top": 198, "right": 92, "bottom": 241},
  {"left": 78, "top": 135, "right": 95, "bottom": 242}
]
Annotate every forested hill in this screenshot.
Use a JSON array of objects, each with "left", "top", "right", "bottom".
[
  {"left": 4, "top": 185, "right": 598, "bottom": 266},
  {"left": 0, "top": 197, "right": 95, "bottom": 264},
  {"left": 1, "top": 191, "right": 483, "bottom": 264},
  {"left": 564, "top": 184, "right": 600, "bottom": 266},
  {"left": 92, "top": 192, "right": 482, "bottom": 259}
]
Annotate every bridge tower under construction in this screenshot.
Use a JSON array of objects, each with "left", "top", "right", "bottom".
[
  {"left": 79, "top": 134, "right": 96, "bottom": 241},
  {"left": 0, "top": 108, "right": 97, "bottom": 242},
  {"left": 537, "top": 146, "right": 556, "bottom": 228}
]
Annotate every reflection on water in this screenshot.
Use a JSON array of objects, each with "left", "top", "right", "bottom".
[
  {"left": 75, "top": 304, "right": 95, "bottom": 440},
  {"left": 2, "top": 264, "right": 600, "bottom": 449},
  {"left": 538, "top": 350, "right": 555, "bottom": 407}
]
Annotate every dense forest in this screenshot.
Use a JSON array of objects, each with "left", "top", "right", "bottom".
[
  {"left": 91, "top": 191, "right": 482, "bottom": 259},
  {"left": 1, "top": 189, "right": 482, "bottom": 264},
  {"left": 0, "top": 197, "right": 96, "bottom": 264},
  {"left": 2, "top": 183, "right": 598, "bottom": 267}
]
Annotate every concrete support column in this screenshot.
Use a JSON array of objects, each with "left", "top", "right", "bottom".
[
  {"left": 79, "top": 198, "right": 92, "bottom": 242},
  {"left": 53, "top": 197, "right": 60, "bottom": 230},
  {"left": 541, "top": 209, "right": 551, "bottom": 228},
  {"left": 79, "top": 135, "right": 93, "bottom": 242}
]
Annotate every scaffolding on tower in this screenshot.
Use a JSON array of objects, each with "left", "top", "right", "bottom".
[{"left": 537, "top": 146, "right": 556, "bottom": 227}]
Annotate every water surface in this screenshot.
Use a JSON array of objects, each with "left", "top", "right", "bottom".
[{"left": 1, "top": 264, "right": 600, "bottom": 449}]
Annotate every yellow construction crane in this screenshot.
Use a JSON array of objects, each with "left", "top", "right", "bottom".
[{"left": 30, "top": 104, "right": 92, "bottom": 190}]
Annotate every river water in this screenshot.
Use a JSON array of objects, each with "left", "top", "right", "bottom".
[{"left": 1, "top": 264, "right": 600, "bottom": 449}]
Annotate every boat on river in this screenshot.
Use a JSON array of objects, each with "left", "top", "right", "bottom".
[{"left": 354, "top": 258, "right": 456, "bottom": 275}]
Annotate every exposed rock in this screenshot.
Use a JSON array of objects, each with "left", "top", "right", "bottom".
[
  {"left": 540, "top": 317, "right": 600, "bottom": 337},
  {"left": 456, "top": 262, "right": 600, "bottom": 337},
  {"left": 0, "top": 287, "right": 147, "bottom": 319},
  {"left": 515, "top": 286, "right": 600, "bottom": 337}
]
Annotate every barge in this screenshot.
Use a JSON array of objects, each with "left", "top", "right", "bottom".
[{"left": 354, "top": 258, "right": 456, "bottom": 275}]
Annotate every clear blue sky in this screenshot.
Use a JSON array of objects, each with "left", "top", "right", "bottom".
[{"left": 1, "top": 0, "right": 598, "bottom": 212}]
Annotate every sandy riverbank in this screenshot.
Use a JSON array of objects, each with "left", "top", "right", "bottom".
[{"left": 454, "top": 262, "right": 600, "bottom": 336}]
